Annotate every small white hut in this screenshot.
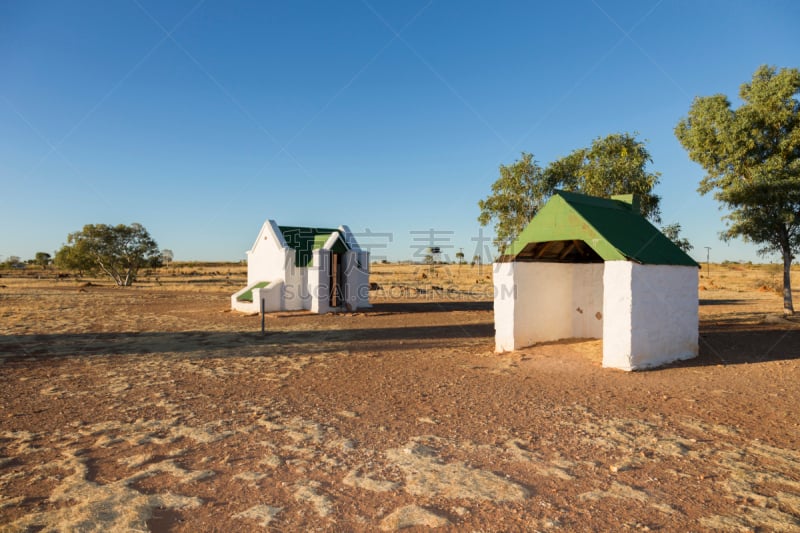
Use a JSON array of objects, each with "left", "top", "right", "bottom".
[
  {"left": 231, "top": 220, "right": 370, "bottom": 314},
  {"left": 493, "top": 191, "right": 699, "bottom": 371}
]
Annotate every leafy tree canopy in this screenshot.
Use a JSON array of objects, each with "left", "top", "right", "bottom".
[
  {"left": 161, "top": 248, "right": 174, "bottom": 266},
  {"left": 34, "top": 252, "right": 51, "bottom": 269},
  {"left": 675, "top": 65, "right": 800, "bottom": 314},
  {"left": 55, "top": 223, "right": 162, "bottom": 286},
  {"left": 478, "top": 132, "right": 661, "bottom": 252},
  {"left": 661, "top": 223, "right": 693, "bottom": 254}
]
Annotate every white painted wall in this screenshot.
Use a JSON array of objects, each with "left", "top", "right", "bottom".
[
  {"left": 230, "top": 279, "right": 284, "bottom": 313},
  {"left": 253, "top": 282, "right": 284, "bottom": 313},
  {"left": 629, "top": 263, "right": 698, "bottom": 368},
  {"left": 246, "top": 220, "right": 291, "bottom": 286},
  {"left": 309, "top": 249, "right": 330, "bottom": 314},
  {"left": 601, "top": 262, "right": 634, "bottom": 369},
  {"left": 283, "top": 250, "right": 308, "bottom": 311},
  {"left": 494, "top": 262, "right": 604, "bottom": 351},
  {"left": 493, "top": 262, "right": 518, "bottom": 351},
  {"left": 343, "top": 250, "right": 371, "bottom": 310},
  {"left": 338, "top": 225, "right": 371, "bottom": 309},
  {"left": 230, "top": 285, "right": 257, "bottom": 313},
  {"left": 571, "top": 263, "right": 604, "bottom": 338},
  {"left": 234, "top": 221, "right": 371, "bottom": 314},
  {"left": 602, "top": 262, "right": 698, "bottom": 370}
]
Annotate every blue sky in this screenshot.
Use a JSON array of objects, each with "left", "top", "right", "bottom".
[{"left": 2, "top": 1, "right": 798, "bottom": 264}]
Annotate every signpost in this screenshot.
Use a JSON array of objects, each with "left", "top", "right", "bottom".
[{"left": 261, "top": 297, "right": 266, "bottom": 336}]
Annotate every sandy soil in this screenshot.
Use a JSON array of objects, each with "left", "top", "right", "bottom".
[{"left": 0, "top": 263, "right": 798, "bottom": 532}]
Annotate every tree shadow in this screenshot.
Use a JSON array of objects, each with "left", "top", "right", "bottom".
[
  {"left": 667, "top": 323, "right": 800, "bottom": 368},
  {"left": 698, "top": 298, "right": 748, "bottom": 306}
]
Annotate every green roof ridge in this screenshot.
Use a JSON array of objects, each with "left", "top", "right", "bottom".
[
  {"left": 278, "top": 225, "right": 350, "bottom": 267},
  {"left": 503, "top": 191, "right": 699, "bottom": 267}
]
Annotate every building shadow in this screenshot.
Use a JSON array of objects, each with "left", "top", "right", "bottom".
[
  {"left": 0, "top": 322, "right": 495, "bottom": 361},
  {"left": 365, "top": 301, "right": 493, "bottom": 314}
]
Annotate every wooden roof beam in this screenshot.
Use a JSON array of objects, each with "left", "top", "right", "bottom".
[
  {"left": 558, "top": 240, "right": 578, "bottom": 260},
  {"left": 533, "top": 241, "right": 554, "bottom": 259}
]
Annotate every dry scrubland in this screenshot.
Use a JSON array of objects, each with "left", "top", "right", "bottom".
[{"left": 0, "top": 262, "right": 799, "bottom": 532}]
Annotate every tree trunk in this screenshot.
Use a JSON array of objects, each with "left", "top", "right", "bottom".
[{"left": 783, "top": 248, "right": 794, "bottom": 315}]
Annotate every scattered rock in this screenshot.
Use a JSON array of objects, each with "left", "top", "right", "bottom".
[
  {"left": 762, "top": 314, "right": 788, "bottom": 324},
  {"left": 233, "top": 505, "right": 282, "bottom": 527},
  {"left": 385, "top": 438, "right": 530, "bottom": 502},
  {"left": 343, "top": 469, "right": 400, "bottom": 492},
  {"left": 379, "top": 505, "right": 450, "bottom": 531},
  {"left": 294, "top": 481, "right": 333, "bottom": 517}
]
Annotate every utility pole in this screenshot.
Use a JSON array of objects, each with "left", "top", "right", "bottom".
[{"left": 704, "top": 246, "right": 711, "bottom": 277}]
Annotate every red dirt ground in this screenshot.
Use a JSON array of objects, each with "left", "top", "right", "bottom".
[{"left": 0, "top": 267, "right": 798, "bottom": 531}]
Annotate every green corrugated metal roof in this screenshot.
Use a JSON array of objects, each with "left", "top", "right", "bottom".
[
  {"left": 502, "top": 191, "right": 699, "bottom": 267},
  {"left": 279, "top": 226, "right": 350, "bottom": 267}
]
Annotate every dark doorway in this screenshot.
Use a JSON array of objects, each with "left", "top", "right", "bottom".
[{"left": 329, "top": 252, "right": 344, "bottom": 308}]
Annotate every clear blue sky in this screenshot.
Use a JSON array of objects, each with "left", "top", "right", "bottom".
[{"left": 2, "top": 1, "right": 798, "bottom": 264}]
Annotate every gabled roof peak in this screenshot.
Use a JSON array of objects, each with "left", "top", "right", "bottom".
[
  {"left": 502, "top": 191, "right": 698, "bottom": 267},
  {"left": 278, "top": 225, "right": 350, "bottom": 267}
]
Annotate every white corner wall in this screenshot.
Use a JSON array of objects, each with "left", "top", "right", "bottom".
[
  {"left": 308, "top": 249, "right": 330, "bottom": 314},
  {"left": 343, "top": 250, "right": 370, "bottom": 310},
  {"left": 357, "top": 251, "right": 371, "bottom": 308},
  {"left": 602, "top": 262, "right": 634, "bottom": 369},
  {"left": 603, "top": 262, "right": 698, "bottom": 370},
  {"left": 231, "top": 279, "right": 284, "bottom": 313},
  {"left": 246, "top": 220, "right": 291, "bottom": 286},
  {"left": 494, "top": 262, "right": 518, "bottom": 352},
  {"left": 253, "top": 282, "right": 284, "bottom": 313},
  {"left": 494, "top": 262, "right": 604, "bottom": 352}
]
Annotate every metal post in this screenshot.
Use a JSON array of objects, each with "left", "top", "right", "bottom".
[
  {"left": 704, "top": 247, "right": 711, "bottom": 277},
  {"left": 260, "top": 297, "right": 266, "bottom": 335}
]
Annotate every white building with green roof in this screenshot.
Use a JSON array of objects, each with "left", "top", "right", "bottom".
[
  {"left": 494, "top": 191, "right": 700, "bottom": 371},
  {"left": 231, "top": 220, "right": 370, "bottom": 314}
]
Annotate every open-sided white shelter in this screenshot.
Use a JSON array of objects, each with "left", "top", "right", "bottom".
[
  {"left": 493, "top": 191, "right": 700, "bottom": 371},
  {"left": 231, "top": 221, "right": 370, "bottom": 314}
]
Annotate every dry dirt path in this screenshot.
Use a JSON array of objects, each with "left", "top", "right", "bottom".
[{"left": 0, "top": 283, "right": 798, "bottom": 531}]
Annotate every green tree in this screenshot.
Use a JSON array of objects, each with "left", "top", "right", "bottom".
[
  {"left": 478, "top": 133, "right": 661, "bottom": 252},
  {"left": 675, "top": 65, "right": 800, "bottom": 314},
  {"left": 1, "top": 255, "right": 21, "bottom": 269},
  {"left": 546, "top": 132, "right": 662, "bottom": 222},
  {"left": 55, "top": 223, "right": 162, "bottom": 286},
  {"left": 54, "top": 244, "right": 92, "bottom": 276},
  {"left": 34, "top": 252, "right": 51, "bottom": 269},
  {"left": 661, "top": 223, "right": 693, "bottom": 254},
  {"left": 161, "top": 248, "right": 174, "bottom": 266},
  {"left": 477, "top": 153, "right": 548, "bottom": 252},
  {"left": 455, "top": 250, "right": 465, "bottom": 265}
]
